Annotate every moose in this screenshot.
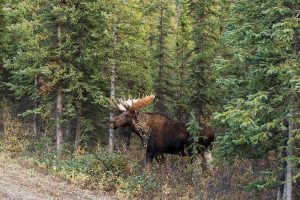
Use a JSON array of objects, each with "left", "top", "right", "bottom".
[
  {"left": 115, "top": 126, "right": 145, "bottom": 151},
  {"left": 109, "top": 94, "right": 215, "bottom": 166}
]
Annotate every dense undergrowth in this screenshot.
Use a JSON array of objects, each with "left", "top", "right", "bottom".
[
  {"left": 0, "top": 119, "right": 159, "bottom": 199},
  {"left": 33, "top": 142, "right": 161, "bottom": 199},
  {"left": 0, "top": 117, "right": 278, "bottom": 199}
]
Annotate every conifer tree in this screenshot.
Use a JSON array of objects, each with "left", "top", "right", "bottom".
[
  {"left": 173, "top": 0, "right": 192, "bottom": 121},
  {"left": 213, "top": 0, "right": 300, "bottom": 197},
  {"left": 0, "top": 0, "right": 8, "bottom": 132},
  {"left": 4, "top": 0, "right": 108, "bottom": 154},
  {"left": 0, "top": 0, "right": 7, "bottom": 93},
  {"left": 103, "top": 0, "right": 153, "bottom": 151},
  {"left": 186, "top": 0, "right": 221, "bottom": 120},
  {"left": 141, "top": 0, "right": 176, "bottom": 113}
]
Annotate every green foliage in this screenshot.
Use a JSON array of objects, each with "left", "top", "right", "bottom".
[
  {"left": 117, "top": 174, "right": 160, "bottom": 199},
  {"left": 0, "top": 117, "right": 31, "bottom": 156},
  {"left": 214, "top": 92, "right": 286, "bottom": 159},
  {"left": 1, "top": 0, "right": 300, "bottom": 198},
  {"left": 212, "top": 0, "right": 300, "bottom": 192},
  {"left": 144, "top": 0, "right": 177, "bottom": 113},
  {"left": 185, "top": 0, "right": 222, "bottom": 119},
  {"left": 243, "top": 176, "right": 277, "bottom": 192},
  {"left": 3, "top": 0, "right": 155, "bottom": 142},
  {"left": 0, "top": 0, "right": 9, "bottom": 97},
  {"left": 32, "top": 144, "right": 160, "bottom": 198},
  {"left": 187, "top": 112, "right": 203, "bottom": 157},
  {"left": 104, "top": 0, "right": 153, "bottom": 98}
]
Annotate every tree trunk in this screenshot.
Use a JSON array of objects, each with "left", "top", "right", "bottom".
[
  {"left": 175, "top": 0, "right": 180, "bottom": 30},
  {"left": 56, "top": 83, "right": 63, "bottom": 156},
  {"left": 65, "top": 120, "right": 72, "bottom": 141},
  {"left": 284, "top": 12, "right": 300, "bottom": 199},
  {"left": 0, "top": 101, "right": 4, "bottom": 134},
  {"left": 33, "top": 76, "right": 38, "bottom": 137},
  {"left": 159, "top": 0, "right": 164, "bottom": 84},
  {"left": 155, "top": 0, "right": 165, "bottom": 112},
  {"left": 109, "top": 18, "right": 117, "bottom": 153},
  {"left": 56, "top": 19, "right": 63, "bottom": 157},
  {"left": 74, "top": 102, "right": 81, "bottom": 152},
  {"left": 277, "top": 145, "right": 287, "bottom": 200},
  {"left": 285, "top": 106, "right": 294, "bottom": 200}
]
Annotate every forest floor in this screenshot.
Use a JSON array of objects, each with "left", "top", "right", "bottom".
[{"left": 0, "top": 152, "right": 117, "bottom": 200}]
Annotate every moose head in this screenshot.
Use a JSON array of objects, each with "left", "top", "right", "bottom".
[{"left": 109, "top": 94, "right": 155, "bottom": 129}]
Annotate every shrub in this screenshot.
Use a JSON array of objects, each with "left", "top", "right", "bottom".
[
  {"left": 32, "top": 145, "right": 147, "bottom": 196},
  {"left": 0, "top": 117, "right": 30, "bottom": 156}
]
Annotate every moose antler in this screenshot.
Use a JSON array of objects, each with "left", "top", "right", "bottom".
[
  {"left": 109, "top": 97, "right": 127, "bottom": 111},
  {"left": 132, "top": 94, "right": 155, "bottom": 110},
  {"left": 109, "top": 94, "right": 155, "bottom": 111}
]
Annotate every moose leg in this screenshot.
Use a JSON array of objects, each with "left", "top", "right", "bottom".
[
  {"left": 125, "top": 134, "right": 131, "bottom": 152},
  {"left": 146, "top": 150, "right": 154, "bottom": 164},
  {"left": 145, "top": 150, "right": 154, "bottom": 171},
  {"left": 204, "top": 151, "right": 213, "bottom": 163},
  {"left": 132, "top": 132, "right": 144, "bottom": 147},
  {"left": 137, "top": 134, "right": 144, "bottom": 147},
  {"left": 154, "top": 154, "right": 161, "bottom": 164},
  {"left": 159, "top": 153, "right": 165, "bottom": 163},
  {"left": 180, "top": 147, "right": 187, "bottom": 157},
  {"left": 154, "top": 153, "right": 165, "bottom": 164},
  {"left": 201, "top": 151, "right": 213, "bottom": 171}
]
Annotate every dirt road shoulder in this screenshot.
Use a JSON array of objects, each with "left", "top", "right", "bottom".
[{"left": 0, "top": 153, "right": 117, "bottom": 200}]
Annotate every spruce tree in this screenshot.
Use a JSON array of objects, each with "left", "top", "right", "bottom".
[
  {"left": 186, "top": 0, "right": 221, "bottom": 120},
  {"left": 213, "top": 0, "right": 300, "bottom": 197},
  {"left": 4, "top": 0, "right": 109, "bottom": 154}
]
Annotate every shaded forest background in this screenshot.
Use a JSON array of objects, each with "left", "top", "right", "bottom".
[{"left": 0, "top": 0, "right": 299, "bottom": 199}]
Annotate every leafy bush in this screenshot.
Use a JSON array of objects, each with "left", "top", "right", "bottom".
[
  {"left": 31, "top": 144, "right": 157, "bottom": 198},
  {"left": 0, "top": 117, "right": 30, "bottom": 156},
  {"left": 117, "top": 174, "right": 160, "bottom": 199}
]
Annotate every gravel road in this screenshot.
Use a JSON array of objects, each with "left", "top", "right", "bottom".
[{"left": 0, "top": 153, "right": 117, "bottom": 200}]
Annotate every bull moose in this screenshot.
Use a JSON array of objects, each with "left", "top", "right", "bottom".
[
  {"left": 116, "top": 126, "right": 144, "bottom": 151},
  {"left": 109, "top": 94, "right": 215, "bottom": 166}
]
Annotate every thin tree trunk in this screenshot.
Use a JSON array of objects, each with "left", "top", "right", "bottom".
[
  {"left": 149, "top": 19, "right": 154, "bottom": 47},
  {"left": 159, "top": 0, "right": 164, "bottom": 82},
  {"left": 285, "top": 106, "right": 294, "bottom": 200},
  {"left": 0, "top": 101, "right": 3, "bottom": 134},
  {"left": 277, "top": 145, "right": 287, "bottom": 200},
  {"left": 277, "top": 188, "right": 283, "bottom": 200},
  {"left": 74, "top": 2, "right": 84, "bottom": 152},
  {"left": 109, "top": 18, "right": 117, "bottom": 153},
  {"left": 175, "top": 0, "right": 180, "bottom": 30},
  {"left": 284, "top": 12, "right": 300, "bottom": 199},
  {"left": 56, "top": 20, "right": 63, "bottom": 157},
  {"left": 56, "top": 84, "right": 63, "bottom": 156},
  {"left": 65, "top": 120, "right": 71, "bottom": 141},
  {"left": 74, "top": 102, "right": 81, "bottom": 152},
  {"left": 155, "top": 0, "right": 165, "bottom": 112},
  {"left": 33, "top": 76, "right": 38, "bottom": 137}
]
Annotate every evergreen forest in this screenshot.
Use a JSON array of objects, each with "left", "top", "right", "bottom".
[{"left": 0, "top": 0, "right": 299, "bottom": 199}]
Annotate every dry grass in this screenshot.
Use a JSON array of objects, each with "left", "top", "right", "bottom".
[{"left": 114, "top": 136, "right": 278, "bottom": 200}]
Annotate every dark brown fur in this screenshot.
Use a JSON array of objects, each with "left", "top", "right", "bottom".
[
  {"left": 109, "top": 110, "right": 214, "bottom": 164},
  {"left": 116, "top": 126, "right": 144, "bottom": 149}
]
